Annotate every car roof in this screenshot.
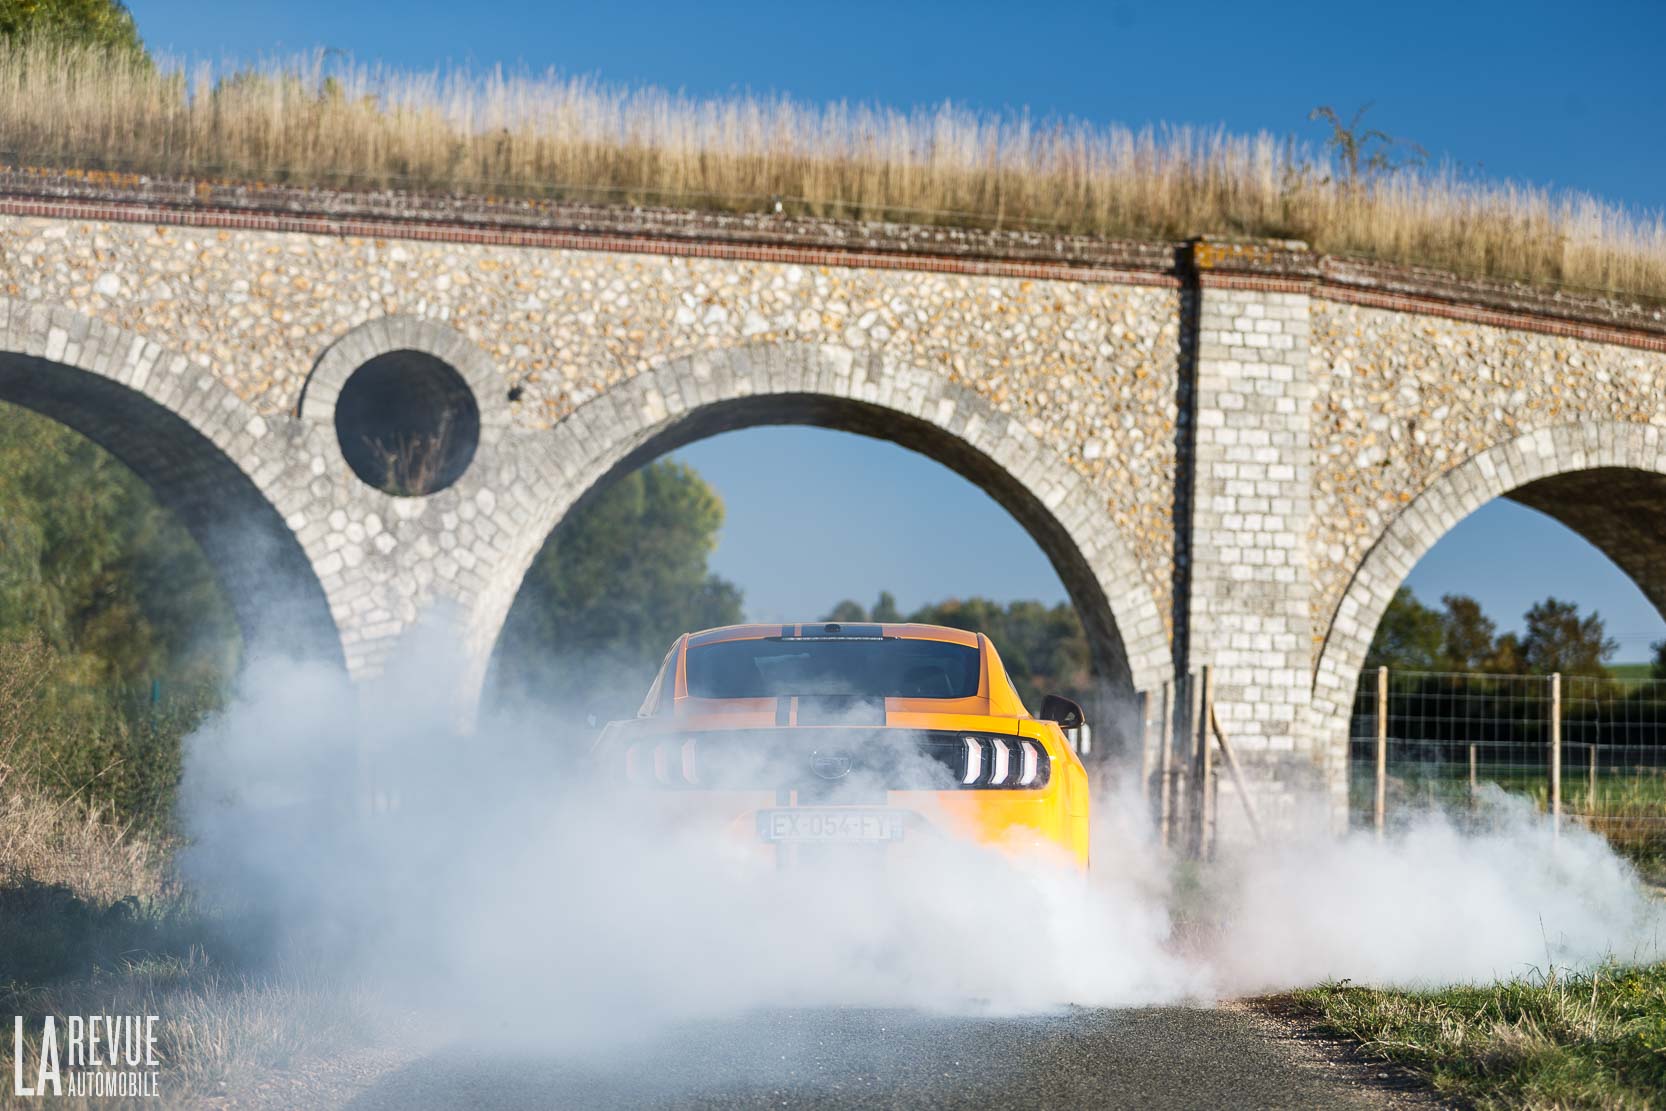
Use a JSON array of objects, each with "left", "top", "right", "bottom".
[{"left": 684, "top": 622, "right": 981, "bottom": 649}]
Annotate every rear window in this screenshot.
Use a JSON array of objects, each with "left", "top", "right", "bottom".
[{"left": 686, "top": 637, "right": 982, "bottom": 699}]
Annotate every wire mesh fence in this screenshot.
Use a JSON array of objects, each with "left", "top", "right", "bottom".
[{"left": 1349, "top": 668, "right": 1666, "bottom": 865}]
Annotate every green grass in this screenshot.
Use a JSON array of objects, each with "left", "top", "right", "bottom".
[
  {"left": 1608, "top": 664, "right": 1657, "bottom": 682},
  {"left": 1289, "top": 965, "right": 1666, "bottom": 1109}
]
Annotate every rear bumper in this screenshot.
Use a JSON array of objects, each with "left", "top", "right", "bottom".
[{"left": 650, "top": 788, "right": 1088, "bottom": 870}]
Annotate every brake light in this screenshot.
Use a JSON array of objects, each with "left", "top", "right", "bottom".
[
  {"left": 1018, "top": 739, "right": 1040, "bottom": 786},
  {"left": 989, "top": 738, "right": 1011, "bottom": 786},
  {"left": 623, "top": 739, "right": 700, "bottom": 786},
  {"left": 960, "top": 737, "right": 983, "bottom": 785},
  {"left": 957, "top": 733, "right": 1049, "bottom": 790}
]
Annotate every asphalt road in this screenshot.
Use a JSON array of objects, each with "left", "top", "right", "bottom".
[{"left": 336, "top": 1006, "right": 1402, "bottom": 1110}]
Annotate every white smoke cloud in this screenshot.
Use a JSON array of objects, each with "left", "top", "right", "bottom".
[{"left": 176, "top": 634, "right": 1665, "bottom": 1054}]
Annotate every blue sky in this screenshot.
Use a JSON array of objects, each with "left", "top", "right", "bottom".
[{"left": 128, "top": 0, "right": 1666, "bottom": 655}]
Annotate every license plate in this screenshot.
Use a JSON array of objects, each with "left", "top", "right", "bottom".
[{"left": 756, "top": 808, "right": 905, "bottom": 843}]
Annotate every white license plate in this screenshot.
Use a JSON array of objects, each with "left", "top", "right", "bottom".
[{"left": 757, "top": 808, "right": 905, "bottom": 843}]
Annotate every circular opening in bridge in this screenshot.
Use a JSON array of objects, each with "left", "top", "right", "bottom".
[{"left": 334, "top": 350, "right": 480, "bottom": 496}]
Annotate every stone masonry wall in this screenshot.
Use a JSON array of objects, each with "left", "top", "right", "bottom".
[
  {"left": 0, "top": 214, "right": 1183, "bottom": 632},
  {"left": 1185, "top": 287, "right": 1317, "bottom": 782},
  {"left": 8, "top": 186, "right": 1666, "bottom": 829},
  {"left": 1308, "top": 299, "right": 1666, "bottom": 643}
]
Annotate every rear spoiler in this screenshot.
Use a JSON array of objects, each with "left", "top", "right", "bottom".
[{"left": 772, "top": 622, "right": 887, "bottom": 640}]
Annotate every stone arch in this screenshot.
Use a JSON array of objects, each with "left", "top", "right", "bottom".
[
  {"left": 1312, "top": 420, "right": 1666, "bottom": 748},
  {"left": 0, "top": 299, "right": 341, "bottom": 664},
  {"left": 471, "top": 342, "right": 1173, "bottom": 725},
  {"left": 301, "top": 316, "right": 511, "bottom": 428}
]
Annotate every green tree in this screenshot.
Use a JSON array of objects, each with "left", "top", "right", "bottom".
[
  {"left": 0, "top": 403, "right": 236, "bottom": 684},
  {"left": 822, "top": 591, "right": 902, "bottom": 625},
  {"left": 821, "top": 593, "right": 1092, "bottom": 710},
  {"left": 908, "top": 597, "right": 1090, "bottom": 710},
  {"left": 0, "top": 404, "right": 234, "bottom": 828},
  {"left": 1437, "top": 594, "right": 1498, "bottom": 672},
  {"left": 492, "top": 460, "right": 743, "bottom": 719},
  {"left": 0, "top": 0, "right": 144, "bottom": 57},
  {"left": 1489, "top": 631, "right": 1525, "bottom": 675},
  {"left": 871, "top": 591, "right": 902, "bottom": 623},
  {"left": 823, "top": 598, "right": 870, "bottom": 623},
  {"left": 1365, "top": 587, "right": 1444, "bottom": 670},
  {"left": 1652, "top": 639, "right": 1666, "bottom": 682},
  {"left": 1521, "top": 597, "right": 1617, "bottom": 678}
]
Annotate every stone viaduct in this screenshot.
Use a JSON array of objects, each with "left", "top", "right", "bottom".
[{"left": 3, "top": 173, "right": 1664, "bottom": 825}]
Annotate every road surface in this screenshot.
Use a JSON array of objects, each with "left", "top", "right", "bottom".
[{"left": 316, "top": 1005, "right": 1416, "bottom": 1110}]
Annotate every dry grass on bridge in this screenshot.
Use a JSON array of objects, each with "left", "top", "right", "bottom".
[{"left": 2, "top": 43, "right": 1663, "bottom": 303}]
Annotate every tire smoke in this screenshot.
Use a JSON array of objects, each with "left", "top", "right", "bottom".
[{"left": 177, "top": 638, "right": 1665, "bottom": 1051}]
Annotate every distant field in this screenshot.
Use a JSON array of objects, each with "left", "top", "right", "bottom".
[
  {"left": 1, "top": 43, "right": 1663, "bottom": 302},
  {"left": 1608, "top": 663, "right": 1656, "bottom": 681}
]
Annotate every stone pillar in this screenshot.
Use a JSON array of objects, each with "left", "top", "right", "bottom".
[{"left": 1182, "top": 265, "right": 1324, "bottom": 833}]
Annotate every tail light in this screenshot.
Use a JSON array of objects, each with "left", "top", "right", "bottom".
[
  {"left": 958, "top": 734, "right": 1050, "bottom": 790},
  {"left": 618, "top": 732, "right": 1050, "bottom": 790},
  {"left": 624, "top": 739, "right": 702, "bottom": 787}
]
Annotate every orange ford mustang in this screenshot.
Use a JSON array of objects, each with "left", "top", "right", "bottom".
[{"left": 593, "top": 622, "right": 1092, "bottom": 869}]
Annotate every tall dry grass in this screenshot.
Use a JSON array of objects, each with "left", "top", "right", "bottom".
[
  {"left": 1, "top": 44, "right": 1663, "bottom": 300},
  {"left": 0, "top": 636, "right": 169, "bottom": 903},
  {"left": 1, "top": 636, "right": 375, "bottom": 1102}
]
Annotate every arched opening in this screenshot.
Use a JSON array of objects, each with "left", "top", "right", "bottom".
[
  {"left": 483, "top": 390, "right": 1160, "bottom": 761},
  {"left": 1318, "top": 437, "right": 1666, "bottom": 855},
  {"left": 0, "top": 351, "right": 340, "bottom": 668},
  {"left": 0, "top": 347, "right": 337, "bottom": 828}
]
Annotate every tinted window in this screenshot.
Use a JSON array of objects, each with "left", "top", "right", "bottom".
[{"left": 686, "top": 638, "right": 981, "bottom": 699}]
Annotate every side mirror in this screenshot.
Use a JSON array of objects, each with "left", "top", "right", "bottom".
[{"left": 1039, "top": 694, "right": 1085, "bottom": 730}]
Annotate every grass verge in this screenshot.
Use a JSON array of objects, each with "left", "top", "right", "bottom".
[
  {"left": 1, "top": 646, "right": 369, "bottom": 1105},
  {"left": 1286, "top": 965, "right": 1666, "bottom": 1109},
  {"left": 0, "top": 784, "right": 372, "bottom": 1105}
]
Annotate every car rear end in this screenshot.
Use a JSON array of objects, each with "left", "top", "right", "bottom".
[{"left": 592, "top": 623, "right": 1091, "bottom": 869}]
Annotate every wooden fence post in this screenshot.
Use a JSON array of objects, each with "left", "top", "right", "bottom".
[
  {"left": 1193, "top": 665, "right": 1215, "bottom": 858},
  {"left": 1137, "top": 689, "right": 1152, "bottom": 805},
  {"left": 1157, "top": 680, "right": 1173, "bottom": 848},
  {"left": 1550, "top": 672, "right": 1563, "bottom": 835},
  {"left": 1468, "top": 744, "right": 1478, "bottom": 799},
  {"left": 1209, "top": 704, "right": 1264, "bottom": 842},
  {"left": 1178, "top": 672, "right": 1196, "bottom": 852},
  {"left": 1375, "top": 665, "right": 1389, "bottom": 840},
  {"left": 1588, "top": 742, "right": 1598, "bottom": 817}
]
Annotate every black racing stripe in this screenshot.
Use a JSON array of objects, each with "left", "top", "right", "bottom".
[{"left": 795, "top": 695, "right": 885, "bottom": 726}]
